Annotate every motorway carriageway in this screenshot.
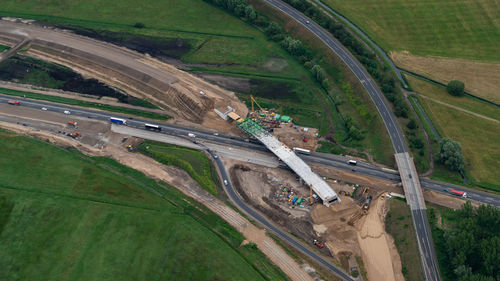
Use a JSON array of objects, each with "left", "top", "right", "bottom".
[{"left": 1, "top": 93, "right": 499, "bottom": 208}]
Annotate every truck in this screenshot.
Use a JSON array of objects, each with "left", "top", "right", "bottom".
[
  {"left": 109, "top": 117, "right": 127, "bottom": 125},
  {"left": 7, "top": 100, "right": 20, "bottom": 105},
  {"left": 449, "top": 189, "right": 467, "bottom": 198},
  {"left": 292, "top": 147, "right": 311, "bottom": 155},
  {"left": 348, "top": 160, "right": 357, "bottom": 165},
  {"left": 145, "top": 123, "right": 161, "bottom": 131}
]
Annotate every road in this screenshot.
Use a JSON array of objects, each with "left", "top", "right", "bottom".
[
  {"left": 208, "top": 146, "right": 355, "bottom": 281},
  {"left": 3, "top": 93, "right": 500, "bottom": 209}
]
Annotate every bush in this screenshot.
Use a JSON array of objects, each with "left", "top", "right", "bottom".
[
  {"left": 133, "top": 22, "right": 145, "bottom": 28},
  {"left": 446, "top": 80, "right": 465, "bottom": 96}
]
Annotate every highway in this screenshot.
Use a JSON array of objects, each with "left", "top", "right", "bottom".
[
  {"left": 2, "top": 93, "right": 499, "bottom": 209},
  {"left": 258, "top": 1, "right": 443, "bottom": 279}
]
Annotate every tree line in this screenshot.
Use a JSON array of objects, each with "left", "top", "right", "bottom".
[
  {"left": 203, "top": 0, "right": 365, "bottom": 141},
  {"left": 429, "top": 202, "right": 500, "bottom": 281}
]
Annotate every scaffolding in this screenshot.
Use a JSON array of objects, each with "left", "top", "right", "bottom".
[{"left": 238, "top": 118, "right": 340, "bottom": 205}]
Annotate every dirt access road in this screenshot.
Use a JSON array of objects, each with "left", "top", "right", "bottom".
[{"left": 0, "top": 19, "right": 247, "bottom": 131}]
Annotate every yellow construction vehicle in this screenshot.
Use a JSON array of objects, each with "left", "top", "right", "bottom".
[{"left": 250, "top": 95, "right": 267, "bottom": 117}]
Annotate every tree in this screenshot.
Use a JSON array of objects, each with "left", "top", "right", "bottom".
[
  {"left": 447, "top": 80, "right": 465, "bottom": 96},
  {"left": 439, "top": 138, "right": 465, "bottom": 171},
  {"left": 407, "top": 119, "right": 417, "bottom": 130}
]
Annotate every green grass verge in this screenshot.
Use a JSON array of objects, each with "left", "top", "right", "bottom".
[
  {"left": 0, "top": 87, "right": 171, "bottom": 120},
  {"left": 0, "top": 45, "right": 10, "bottom": 52},
  {"left": 322, "top": 0, "right": 500, "bottom": 61},
  {"left": 0, "top": 133, "right": 287, "bottom": 281},
  {"left": 385, "top": 198, "right": 425, "bottom": 281},
  {"left": 408, "top": 95, "right": 438, "bottom": 142},
  {"left": 138, "top": 141, "right": 220, "bottom": 195},
  {"left": 418, "top": 96, "right": 500, "bottom": 190}
]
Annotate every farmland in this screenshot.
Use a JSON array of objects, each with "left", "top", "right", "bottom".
[
  {"left": 323, "top": 0, "right": 500, "bottom": 104},
  {"left": 0, "top": 133, "right": 287, "bottom": 280},
  {"left": 322, "top": 0, "right": 500, "bottom": 61}
]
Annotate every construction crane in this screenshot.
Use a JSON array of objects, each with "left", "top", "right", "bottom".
[{"left": 250, "top": 95, "right": 267, "bottom": 117}]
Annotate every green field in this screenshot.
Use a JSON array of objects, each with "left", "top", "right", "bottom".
[
  {"left": 323, "top": 0, "right": 500, "bottom": 61},
  {"left": 418, "top": 95, "right": 500, "bottom": 190},
  {"left": 385, "top": 198, "right": 425, "bottom": 281},
  {"left": 0, "top": 133, "right": 287, "bottom": 280},
  {"left": 138, "top": 141, "right": 220, "bottom": 195},
  {"left": 0, "top": 87, "right": 171, "bottom": 120}
]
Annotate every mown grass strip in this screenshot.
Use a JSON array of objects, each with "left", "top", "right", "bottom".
[{"left": 0, "top": 87, "right": 171, "bottom": 120}]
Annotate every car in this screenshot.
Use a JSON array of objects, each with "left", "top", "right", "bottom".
[
  {"left": 41, "top": 107, "right": 48, "bottom": 111},
  {"left": 306, "top": 20, "right": 310, "bottom": 24},
  {"left": 63, "top": 110, "right": 71, "bottom": 115},
  {"left": 213, "top": 132, "right": 219, "bottom": 136},
  {"left": 224, "top": 180, "right": 228, "bottom": 186},
  {"left": 213, "top": 154, "right": 218, "bottom": 159}
]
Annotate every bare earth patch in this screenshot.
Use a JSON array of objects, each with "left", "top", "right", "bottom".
[
  {"left": 391, "top": 52, "right": 500, "bottom": 104},
  {"left": 357, "top": 196, "right": 404, "bottom": 281}
]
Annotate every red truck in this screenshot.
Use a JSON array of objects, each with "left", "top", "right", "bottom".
[
  {"left": 448, "top": 189, "right": 467, "bottom": 198},
  {"left": 8, "top": 100, "right": 20, "bottom": 105}
]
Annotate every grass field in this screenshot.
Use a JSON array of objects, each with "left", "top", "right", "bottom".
[
  {"left": 385, "top": 198, "right": 425, "bottom": 281},
  {"left": 0, "top": 87, "right": 171, "bottom": 120},
  {"left": 418, "top": 95, "right": 500, "bottom": 190},
  {"left": 406, "top": 75, "right": 499, "bottom": 122},
  {"left": 0, "top": 133, "right": 287, "bottom": 281},
  {"left": 323, "top": 0, "right": 500, "bottom": 62},
  {"left": 138, "top": 141, "right": 220, "bottom": 195}
]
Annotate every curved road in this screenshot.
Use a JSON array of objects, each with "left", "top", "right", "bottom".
[
  {"left": 206, "top": 146, "right": 354, "bottom": 281},
  {"left": 261, "top": 1, "right": 440, "bottom": 280}
]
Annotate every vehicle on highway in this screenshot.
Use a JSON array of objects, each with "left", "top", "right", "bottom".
[
  {"left": 213, "top": 132, "right": 219, "bottom": 136},
  {"left": 144, "top": 123, "right": 161, "bottom": 131},
  {"left": 293, "top": 147, "right": 311, "bottom": 155},
  {"left": 348, "top": 160, "right": 357, "bottom": 165},
  {"left": 8, "top": 100, "right": 20, "bottom": 105},
  {"left": 109, "top": 117, "right": 127, "bottom": 125},
  {"left": 213, "top": 154, "right": 218, "bottom": 159},
  {"left": 188, "top": 133, "right": 196, "bottom": 138},
  {"left": 448, "top": 189, "right": 467, "bottom": 198},
  {"left": 224, "top": 179, "right": 228, "bottom": 186},
  {"left": 41, "top": 107, "right": 47, "bottom": 111},
  {"left": 63, "top": 110, "right": 71, "bottom": 115},
  {"left": 306, "top": 20, "right": 310, "bottom": 24}
]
